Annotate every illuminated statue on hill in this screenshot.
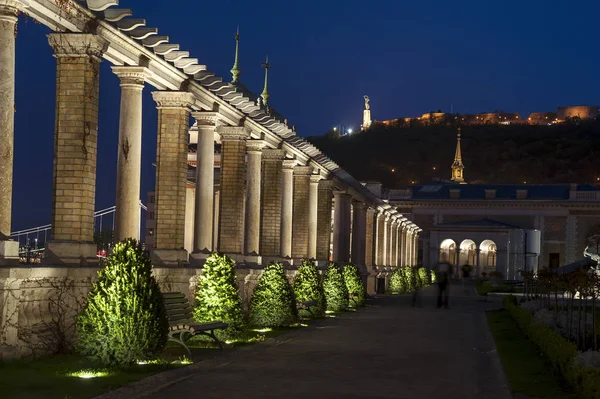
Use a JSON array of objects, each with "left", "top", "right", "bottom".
[
  {"left": 364, "top": 95, "right": 370, "bottom": 110},
  {"left": 361, "top": 95, "right": 372, "bottom": 130}
]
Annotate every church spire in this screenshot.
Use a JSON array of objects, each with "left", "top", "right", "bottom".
[
  {"left": 230, "top": 26, "right": 241, "bottom": 84},
  {"left": 451, "top": 128, "right": 465, "bottom": 183},
  {"left": 260, "top": 55, "right": 271, "bottom": 106}
]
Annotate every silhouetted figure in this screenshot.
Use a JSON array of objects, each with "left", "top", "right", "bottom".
[
  {"left": 437, "top": 254, "right": 452, "bottom": 309},
  {"left": 411, "top": 266, "right": 421, "bottom": 307}
]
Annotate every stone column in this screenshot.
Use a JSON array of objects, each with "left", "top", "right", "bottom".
[
  {"left": 475, "top": 248, "right": 481, "bottom": 279},
  {"left": 280, "top": 159, "right": 295, "bottom": 259},
  {"left": 316, "top": 179, "right": 334, "bottom": 265},
  {"left": 332, "top": 191, "right": 352, "bottom": 264},
  {"left": 351, "top": 202, "right": 367, "bottom": 266},
  {"left": 244, "top": 140, "right": 264, "bottom": 259},
  {"left": 395, "top": 222, "right": 401, "bottom": 266},
  {"left": 456, "top": 246, "right": 462, "bottom": 279},
  {"left": 383, "top": 215, "right": 390, "bottom": 266},
  {"left": 112, "top": 66, "right": 149, "bottom": 241},
  {"left": 190, "top": 112, "right": 219, "bottom": 263},
  {"left": 414, "top": 232, "right": 419, "bottom": 266},
  {"left": 307, "top": 174, "right": 321, "bottom": 260},
  {"left": 260, "top": 149, "right": 284, "bottom": 258},
  {"left": 375, "top": 211, "right": 385, "bottom": 266},
  {"left": 389, "top": 219, "right": 397, "bottom": 267},
  {"left": 0, "top": 1, "right": 25, "bottom": 263},
  {"left": 150, "top": 91, "right": 194, "bottom": 266},
  {"left": 217, "top": 126, "right": 251, "bottom": 256},
  {"left": 45, "top": 34, "right": 109, "bottom": 266},
  {"left": 365, "top": 207, "right": 377, "bottom": 295},
  {"left": 292, "top": 166, "right": 311, "bottom": 261}
]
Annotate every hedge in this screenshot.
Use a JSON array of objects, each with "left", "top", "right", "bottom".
[{"left": 504, "top": 296, "right": 600, "bottom": 399}]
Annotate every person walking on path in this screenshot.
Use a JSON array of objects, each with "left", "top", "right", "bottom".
[
  {"left": 411, "top": 266, "right": 421, "bottom": 307},
  {"left": 437, "top": 254, "right": 452, "bottom": 309}
]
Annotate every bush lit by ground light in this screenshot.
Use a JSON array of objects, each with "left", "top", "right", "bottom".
[
  {"left": 323, "top": 263, "right": 349, "bottom": 311},
  {"left": 293, "top": 260, "right": 326, "bottom": 318},
  {"left": 193, "top": 253, "right": 245, "bottom": 339},
  {"left": 343, "top": 264, "right": 366, "bottom": 307},
  {"left": 77, "top": 239, "right": 168, "bottom": 367},
  {"left": 249, "top": 262, "right": 298, "bottom": 327}
]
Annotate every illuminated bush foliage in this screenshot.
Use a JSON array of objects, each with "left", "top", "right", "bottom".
[
  {"left": 390, "top": 266, "right": 432, "bottom": 293},
  {"left": 193, "top": 253, "right": 245, "bottom": 338},
  {"left": 417, "top": 267, "right": 429, "bottom": 287},
  {"left": 343, "top": 264, "right": 366, "bottom": 307},
  {"left": 249, "top": 263, "right": 298, "bottom": 327},
  {"left": 323, "top": 263, "right": 349, "bottom": 311},
  {"left": 293, "top": 260, "right": 326, "bottom": 318},
  {"left": 77, "top": 239, "right": 168, "bottom": 367}
]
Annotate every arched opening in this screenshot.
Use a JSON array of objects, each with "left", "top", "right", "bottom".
[
  {"left": 439, "top": 239, "right": 457, "bottom": 266},
  {"left": 480, "top": 240, "right": 497, "bottom": 273},
  {"left": 460, "top": 239, "right": 477, "bottom": 266}
]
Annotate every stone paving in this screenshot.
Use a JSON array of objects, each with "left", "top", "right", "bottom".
[{"left": 99, "top": 283, "right": 512, "bottom": 399}]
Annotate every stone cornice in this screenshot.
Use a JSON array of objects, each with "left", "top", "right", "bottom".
[
  {"left": 293, "top": 166, "right": 313, "bottom": 176},
  {"left": 216, "top": 126, "right": 251, "bottom": 141},
  {"left": 191, "top": 111, "right": 221, "bottom": 127},
  {"left": 47, "top": 33, "right": 109, "bottom": 61},
  {"left": 111, "top": 66, "right": 150, "bottom": 87},
  {"left": 152, "top": 91, "right": 194, "bottom": 109},
  {"left": 282, "top": 159, "right": 297, "bottom": 171},
  {"left": 0, "top": 0, "right": 28, "bottom": 17},
  {"left": 261, "top": 148, "right": 285, "bottom": 160}
]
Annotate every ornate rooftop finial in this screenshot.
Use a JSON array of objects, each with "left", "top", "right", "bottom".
[
  {"left": 261, "top": 55, "right": 271, "bottom": 106},
  {"left": 230, "top": 26, "right": 241, "bottom": 84},
  {"left": 451, "top": 127, "right": 465, "bottom": 183}
]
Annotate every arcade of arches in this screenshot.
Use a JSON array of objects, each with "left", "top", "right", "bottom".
[{"left": 439, "top": 238, "right": 497, "bottom": 277}]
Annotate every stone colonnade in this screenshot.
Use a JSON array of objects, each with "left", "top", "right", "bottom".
[{"left": 0, "top": 12, "right": 421, "bottom": 275}]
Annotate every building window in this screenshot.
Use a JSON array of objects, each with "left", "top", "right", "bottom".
[
  {"left": 148, "top": 212, "right": 155, "bottom": 220},
  {"left": 149, "top": 195, "right": 155, "bottom": 204},
  {"left": 549, "top": 253, "right": 560, "bottom": 269},
  {"left": 487, "top": 244, "right": 497, "bottom": 267}
]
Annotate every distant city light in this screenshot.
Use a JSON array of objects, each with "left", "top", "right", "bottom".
[
  {"left": 433, "top": 166, "right": 436, "bottom": 170},
  {"left": 391, "top": 168, "right": 395, "bottom": 172},
  {"left": 347, "top": 128, "right": 353, "bottom": 134},
  {"left": 333, "top": 127, "right": 337, "bottom": 131}
]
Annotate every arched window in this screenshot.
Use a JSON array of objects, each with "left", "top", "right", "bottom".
[
  {"left": 440, "top": 239, "right": 457, "bottom": 265},
  {"left": 487, "top": 244, "right": 497, "bottom": 267}
]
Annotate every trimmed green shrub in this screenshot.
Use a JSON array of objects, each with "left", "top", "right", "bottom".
[
  {"left": 323, "top": 263, "right": 349, "bottom": 311},
  {"left": 293, "top": 260, "right": 326, "bottom": 318},
  {"left": 77, "top": 239, "right": 168, "bottom": 367},
  {"left": 249, "top": 263, "right": 297, "bottom": 327},
  {"left": 343, "top": 264, "right": 366, "bottom": 307},
  {"left": 431, "top": 269, "right": 437, "bottom": 284},
  {"left": 504, "top": 296, "right": 600, "bottom": 399},
  {"left": 193, "top": 253, "right": 245, "bottom": 338},
  {"left": 417, "top": 267, "right": 429, "bottom": 287},
  {"left": 389, "top": 268, "right": 405, "bottom": 294}
]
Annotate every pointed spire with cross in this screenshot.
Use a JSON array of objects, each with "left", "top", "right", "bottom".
[
  {"left": 451, "top": 127, "right": 465, "bottom": 183},
  {"left": 261, "top": 55, "right": 271, "bottom": 106},
  {"left": 230, "top": 26, "right": 241, "bottom": 84}
]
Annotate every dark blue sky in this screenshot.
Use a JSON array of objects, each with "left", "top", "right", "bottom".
[{"left": 12, "top": 0, "right": 600, "bottom": 229}]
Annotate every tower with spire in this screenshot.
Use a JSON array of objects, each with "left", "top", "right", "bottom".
[
  {"left": 451, "top": 128, "right": 465, "bottom": 183},
  {"left": 260, "top": 56, "right": 271, "bottom": 107},
  {"left": 230, "top": 27, "right": 241, "bottom": 84}
]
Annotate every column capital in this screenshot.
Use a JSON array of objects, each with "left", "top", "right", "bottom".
[
  {"left": 0, "top": 0, "right": 28, "bottom": 19},
  {"left": 293, "top": 165, "right": 312, "bottom": 176},
  {"left": 310, "top": 174, "right": 323, "bottom": 184},
  {"left": 112, "top": 66, "right": 151, "bottom": 87},
  {"left": 246, "top": 139, "right": 266, "bottom": 153},
  {"left": 47, "top": 33, "right": 109, "bottom": 61},
  {"left": 152, "top": 91, "right": 194, "bottom": 109},
  {"left": 366, "top": 207, "right": 377, "bottom": 216},
  {"left": 282, "top": 159, "right": 296, "bottom": 171},
  {"left": 217, "top": 126, "right": 251, "bottom": 141},
  {"left": 262, "top": 148, "right": 285, "bottom": 160},
  {"left": 353, "top": 201, "right": 367, "bottom": 210},
  {"left": 192, "top": 111, "right": 222, "bottom": 128}
]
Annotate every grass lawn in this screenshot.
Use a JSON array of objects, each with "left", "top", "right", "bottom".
[
  {"left": 486, "top": 309, "right": 578, "bottom": 399},
  {"left": 0, "top": 318, "right": 326, "bottom": 399},
  {"left": 0, "top": 354, "right": 186, "bottom": 399}
]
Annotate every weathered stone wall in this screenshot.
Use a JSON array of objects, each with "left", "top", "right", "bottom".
[
  {"left": 260, "top": 150, "right": 283, "bottom": 256},
  {"left": 291, "top": 167, "right": 311, "bottom": 259},
  {"left": 154, "top": 107, "right": 190, "bottom": 249}
]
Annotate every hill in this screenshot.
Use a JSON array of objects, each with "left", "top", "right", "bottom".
[{"left": 306, "top": 121, "right": 600, "bottom": 188}]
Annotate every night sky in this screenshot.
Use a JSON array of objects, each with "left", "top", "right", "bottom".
[{"left": 11, "top": 0, "right": 600, "bottom": 230}]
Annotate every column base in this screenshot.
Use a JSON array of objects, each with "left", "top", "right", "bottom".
[
  {"left": 244, "top": 254, "right": 262, "bottom": 266},
  {"left": 43, "top": 241, "right": 98, "bottom": 266},
  {"left": 151, "top": 249, "right": 188, "bottom": 267},
  {"left": 189, "top": 251, "right": 212, "bottom": 267},
  {"left": 0, "top": 240, "right": 19, "bottom": 265}
]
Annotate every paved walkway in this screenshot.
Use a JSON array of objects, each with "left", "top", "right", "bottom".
[{"left": 100, "top": 283, "right": 512, "bottom": 399}]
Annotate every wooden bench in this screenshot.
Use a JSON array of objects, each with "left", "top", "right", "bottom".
[
  {"left": 162, "top": 292, "right": 228, "bottom": 356},
  {"left": 296, "top": 300, "right": 318, "bottom": 319}
]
